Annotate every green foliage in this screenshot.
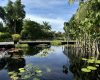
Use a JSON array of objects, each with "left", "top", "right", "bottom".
[
  {"left": 21, "top": 20, "right": 54, "bottom": 40},
  {"left": 64, "top": 0, "right": 100, "bottom": 40},
  {"left": 51, "top": 40, "right": 61, "bottom": 45},
  {"left": 81, "top": 68, "right": 91, "bottom": 72},
  {"left": 87, "top": 66, "right": 97, "bottom": 70},
  {"left": 12, "top": 34, "right": 21, "bottom": 41},
  {"left": 15, "top": 44, "right": 29, "bottom": 48},
  {"left": 81, "top": 57, "right": 100, "bottom": 73},
  {"left": 0, "top": 32, "right": 11, "bottom": 41},
  {"left": 8, "top": 64, "right": 42, "bottom": 80},
  {"left": 0, "top": 0, "right": 25, "bottom": 34}
]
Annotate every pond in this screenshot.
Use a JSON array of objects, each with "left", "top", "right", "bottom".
[{"left": 0, "top": 45, "right": 100, "bottom": 80}]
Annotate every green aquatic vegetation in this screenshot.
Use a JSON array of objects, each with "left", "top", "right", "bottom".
[
  {"left": 81, "top": 57, "right": 100, "bottom": 73},
  {"left": 50, "top": 40, "right": 61, "bottom": 45},
  {"left": 15, "top": 44, "right": 29, "bottom": 48},
  {"left": 95, "top": 60, "right": 100, "bottom": 64},
  {"left": 8, "top": 64, "right": 43, "bottom": 80},
  {"left": 87, "top": 66, "right": 97, "bottom": 70},
  {"left": 82, "top": 58, "right": 87, "bottom": 61},
  {"left": 8, "top": 64, "right": 51, "bottom": 80},
  {"left": 19, "top": 69, "right": 25, "bottom": 73},
  {"left": 81, "top": 68, "right": 91, "bottom": 72},
  {"left": 87, "top": 59, "right": 95, "bottom": 63},
  {"left": 8, "top": 71, "right": 18, "bottom": 80}
]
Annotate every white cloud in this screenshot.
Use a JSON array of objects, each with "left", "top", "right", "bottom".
[
  {"left": 25, "top": 14, "right": 65, "bottom": 32},
  {"left": 22, "top": 0, "right": 66, "bottom": 8}
]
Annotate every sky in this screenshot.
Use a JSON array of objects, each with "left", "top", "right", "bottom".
[{"left": 0, "top": 0, "right": 79, "bottom": 32}]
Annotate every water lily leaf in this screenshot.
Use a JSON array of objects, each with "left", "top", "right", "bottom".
[
  {"left": 82, "top": 58, "right": 87, "bottom": 61},
  {"left": 87, "top": 59, "right": 95, "bottom": 63},
  {"left": 35, "top": 70, "right": 42, "bottom": 73},
  {"left": 20, "top": 70, "right": 25, "bottom": 73},
  {"left": 95, "top": 60, "right": 100, "bottom": 64},
  {"left": 87, "top": 66, "right": 97, "bottom": 70},
  {"left": 8, "top": 72, "right": 14, "bottom": 75},
  {"left": 19, "top": 68, "right": 25, "bottom": 71},
  {"left": 81, "top": 68, "right": 91, "bottom": 72}
]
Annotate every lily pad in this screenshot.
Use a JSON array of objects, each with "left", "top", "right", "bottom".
[
  {"left": 87, "top": 66, "right": 97, "bottom": 70},
  {"left": 95, "top": 60, "right": 100, "bottom": 64},
  {"left": 81, "top": 68, "right": 91, "bottom": 72},
  {"left": 19, "top": 68, "right": 25, "bottom": 71},
  {"left": 20, "top": 70, "right": 25, "bottom": 73},
  {"left": 35, "top": 70, "right": 42, "bottom": 73},
  {"left": 87, "top": 59, "right": 95, "bottom": 63},
  {"left": 8, "top": 72, "right": 14, "bottom": 75},
  {"left": 82, "top": 58, "right": 87, "bottom": 61}
]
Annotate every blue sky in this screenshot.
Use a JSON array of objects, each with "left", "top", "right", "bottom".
[{"left": 0, "top": 0, "right": 79, "bottom": 32}]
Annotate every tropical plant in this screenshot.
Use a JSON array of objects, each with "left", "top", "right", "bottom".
[
  {"left": 12, "top": 34, "right": 21, "bottom": 43},
  {"left": 0, "top": 0, "right": 25, "bottom": 34}
]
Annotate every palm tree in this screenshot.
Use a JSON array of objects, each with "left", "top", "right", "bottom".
[{"left": 42, "top": 21, "right": 51, "bottom": 31}]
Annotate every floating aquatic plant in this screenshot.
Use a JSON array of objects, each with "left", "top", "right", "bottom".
[
  {"left": 87, "top": 59, "right": 95, "bottom": 63},
  {"left": 95, "top": 60, "right": 100, "bottom": 64},
  {"left": 87, "top": 66, "right": 97, "bottom": 70},
  {"left": 81, "top": 57, "right": 100, "bottom": 73},
  {"left": 82, "top": 58, "right": 87, "bottom": 61},
  {"left": 81, "top": 68, "right": 91, "bottom": 72}
]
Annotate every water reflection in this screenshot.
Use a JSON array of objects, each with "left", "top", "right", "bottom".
[
  {"left": 0, "top": 57, "right": 25, "bottom": 71},
  {"left": 21, "top": 45, "right": 51, "bottom": 56},
  {"left": 64, "top": 46, "right": 100, "bottom": 80}
]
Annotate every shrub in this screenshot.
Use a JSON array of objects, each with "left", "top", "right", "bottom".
[
  {"left": 12, "top": 34, "right": 21, "bottom": 42},
  {"left": 0, "top": 32, "right": 11, "bottom": 41},
  {"left": 50, "top": 40, "right": 61, "bottom": 46}
]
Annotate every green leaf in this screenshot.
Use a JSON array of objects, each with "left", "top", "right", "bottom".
[
  {"left": 87, "top": 66, "right": 97, "bottom": 70},
  {"left": 81, "top": 68, "right": 91, "bottom": 72},
  {"left": 95, "top": 60, "right": 100, "bottom": 64},
  {"left": 82, "top": 58, "right": 87, "bottom": 61},
  {"left": 87, "top": 59, "right": 95, "bottom": 63}
]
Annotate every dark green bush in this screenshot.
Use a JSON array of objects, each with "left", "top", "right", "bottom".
[{"left": 0, "top": 32, "right": 11, "bottom": 41}]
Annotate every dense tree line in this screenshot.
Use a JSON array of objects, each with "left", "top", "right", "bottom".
[
  {"left": 64, "top": 0, "right": 100, "bottom": 54},
  {"left": 0, "top": 0, "right": 64, "bottom": 41}
]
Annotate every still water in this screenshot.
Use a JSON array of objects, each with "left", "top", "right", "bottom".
[{"left": 0, "top": 45, "right": 100, "bottom": 80}]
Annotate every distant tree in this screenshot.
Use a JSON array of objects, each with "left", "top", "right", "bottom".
[
  {"left": 21, "top": 20, "right": 43, "bottom": 39},
  {"left": 42, "top": 21, "right": 51, "bottom": 31}
]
